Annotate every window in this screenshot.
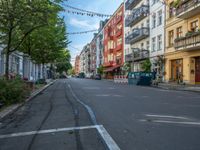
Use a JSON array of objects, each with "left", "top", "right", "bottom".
[
  {"left": 141, "top": 23, "right": 144, "bottom": 28},
  {"left": 152, "top": 37, "right": 156, "bottom": 52},
  {"left": 152, "top": 14, "right": 156, "bottom": 28},
  {"left": 152, "top": 0, "right": 158, "bottom": 5},
  {"left": 190, "top": 20, "right": 198, "bottom": 32},
  {"left": 146, "top": 19, "right": 150, "bottom": 27},
  {"left": 141, "top": 43, "right": 144, "bottom": 50},
  {"left": 158, "top": 10, "right": 162, "bottom": 26},
  {"left": 169, "top": 2, "right": 174, "bottom": 18},
  {"left": 157, "top": 35, "right": 162, "bottom": 51},
  {"left": 176, "top": 27, "right": 182, "bottom": 38},
  {"left": 168, "top": 30, "right": 174, "bottom": 47},
  {"left": 146, "top": 41, "right": 149, "bottom": 50}
]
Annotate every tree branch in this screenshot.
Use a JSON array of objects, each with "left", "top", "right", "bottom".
[{"left": 10, "top": 24, "right": 47, "bottom": 53}]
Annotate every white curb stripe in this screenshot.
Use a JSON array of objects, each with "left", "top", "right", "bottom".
[{"left": 0, "top": 125, "right": 98, "bottom": 139}]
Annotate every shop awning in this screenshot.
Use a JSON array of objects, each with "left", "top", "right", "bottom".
[{"left": 104, "top": 65, "right": 121, "bottom": 72}]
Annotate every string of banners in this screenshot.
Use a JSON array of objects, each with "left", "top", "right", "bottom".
[
  {"left": 64, "top": 4, "right": 111, "bottom": 17},
  {"left": 67, "top": 29, "right": 98, "bottom": 35}
]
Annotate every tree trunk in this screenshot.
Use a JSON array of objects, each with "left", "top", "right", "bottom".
[
  {"left": 5, "top": 50, "right": 10, "bottom": 80},
  {"left": 5, "top": 28, "right": 12, "bottom": 80},
  {"left": 42, "top": 63, "right": 45, "bottom": 79}
]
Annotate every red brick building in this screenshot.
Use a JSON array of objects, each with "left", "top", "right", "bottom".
[
  {"left": 74, "top": 55, "right": 80, "bottom": 75},
  {"left": 103, "top": 3, "right": 124, "bottom": 79}
]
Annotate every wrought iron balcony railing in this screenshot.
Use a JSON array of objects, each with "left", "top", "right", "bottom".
[
  {"left": 176, "top": 0, "right": 200, "bottom": 19},
  {"left": 125, "top": 53, "right": 133, "bottom": 62},
  {"left": 174, "top": 31, "right": 200, "bottom": 51},
  {"left": 133, "top": 48, "right": 149, "bottom": 61},
  {"left": 125, "top": 0, "right": 140, "bottom": 10},
  {"left": 125, "top": 5, "right": 149, "bottom": 27},
  {"left": 126, "top": 27, "right": 149, "bottom": 44}
]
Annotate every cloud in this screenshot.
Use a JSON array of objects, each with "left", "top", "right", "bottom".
[{"left": 69, "top": 18, "right": 99, "bottom": 30}]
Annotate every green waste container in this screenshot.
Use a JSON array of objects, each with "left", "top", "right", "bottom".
[{"left": 128, "top": 72, "right": 153, "bottom": 86}]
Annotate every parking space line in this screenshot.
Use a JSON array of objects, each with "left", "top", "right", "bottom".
[
  {"left": 0, "top": 125, "right": 99, "bottom": 139},
  {"left": 145, "top": 114, "right": 189, "bottom": 120},
  {"left": 96, "top": 125, "right": 120, "bottom": 150}
]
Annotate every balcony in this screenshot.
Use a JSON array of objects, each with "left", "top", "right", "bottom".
[
  {"left": 115, "top": 16, "right": 122, "bottom": 24},
  {"left": 133, "top": 48, "right": 149, "bottom": 61},
  {"left": 125, "top": 0, "right": 141, "bottom": 10},
  {"left": 108, "top": 35, "right": 114, "bottom": 40},
  {"left": 125, "top": 53, "right": 133, "bottom": 62},
  {"left": 126, "top": 27, "right": 149, "bottom": 44},
  {"left": 176, "top": 0, "right": 200, "bottom": 19},
  {"left": 116, "top": 44, "right": 122, "bottom": 51},
  {"left": 116, "top": 28, "right": 122, "bottom": 37},
  {"left": 174, "top": 31, "right": 200, "bottom": 51},
  {"left": 108, "top": 48, "right": 114, "bottom": 53},
  {"left": 125, "top": 5, "right": 149, "bottom": 27},
  {"left": 104, "top": 61, "right": 114, "bottom": 67}
]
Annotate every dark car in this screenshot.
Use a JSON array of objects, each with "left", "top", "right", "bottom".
[{"left": 95, "top": 74, "right": 101, "bottom": 80}]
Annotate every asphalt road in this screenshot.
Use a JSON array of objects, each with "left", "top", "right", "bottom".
[{"left": 1, "top": 78, "right": 200, "bottom": 150}]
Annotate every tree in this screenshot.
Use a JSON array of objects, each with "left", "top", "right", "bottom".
[
  {"left": 97, "top": 65, "right": 104, "bottom": 75},
  {"left": 141, "top": 59, "right": 151, "bottom": 72},
  {"left": 19, "top": 11, "right": 70, "bottom": 78},
  {"left": 0, "top": 0, "right": 63, "bottom": 79},
  {"left": 55, "top": 50, "right": 72, "bottom": 74}
]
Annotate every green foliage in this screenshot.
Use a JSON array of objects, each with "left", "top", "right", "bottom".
[
  {"left": 55, "top": 50, "right": 72, "bottom": 74},
  {"left": 141, "top": 59, "right": 152, "bottom": 72},
  {"left": 68, "top": 68, "right": 75, "bottom": 75},
  {"left": 0, "top": 78, "right": 31, "bottom": 105},
  {"left": 0, "top": 0, "right": 65, "bottom": 79},
  {"left": 173, "top": 0, "right": 181, "bottom": 8},
  {"left": 97, "top": 65, "right": 104, "bottom": 75}
]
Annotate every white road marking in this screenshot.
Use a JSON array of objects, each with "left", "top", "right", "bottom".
[
  {"left": 95, "top": 94, "right": 123, "bottom": 97},
  {"left": 67, "top": 84, "right": 121, "bottom": 150},
  {"left": 0, "top": 125, "right": 99, "bottom": 139},
  {"left": 96, "top": 125, "right": 120, "bottom": 150},
  {"left": 82, "top": 87, "right": 100, "bottom": 90},
  {"left": 145, "top": 114, "right": 189, "bottom": 120},
  {"left": 96, "top": 94, "right": 110, "bottom": 97},
  {"left": 140, "top": 119, "right": 200, "bottom": 126}
]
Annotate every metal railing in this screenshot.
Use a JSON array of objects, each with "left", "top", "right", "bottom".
[
  {"left": 125, "top": 0, "right": 140, "bottom": 10},
  {"left": 133, "top": 49, "right": 149, "bottom": 61},
  {"left": 125, "top": 5, "right": 149, "bottom": 27},
  {"left": 126, "top": 27, "right": 149, "bottom": 44},
  {"left": 176, "top": 0, "right": 200, "bottom": 16},
  {"left": 174, "top": 32, "right": 200, "bottom": 50}
]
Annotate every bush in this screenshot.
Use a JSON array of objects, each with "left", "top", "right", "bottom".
[{"left": 0, "top": 77, "right": 31, "bottom": 106}]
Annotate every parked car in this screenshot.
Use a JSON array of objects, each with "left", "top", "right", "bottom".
[
  {"left": 59, "top": 75, "right": 68, "bottom": 79},
  {"left": 95, "top": 74, "right": 101, "bottom": 80}
]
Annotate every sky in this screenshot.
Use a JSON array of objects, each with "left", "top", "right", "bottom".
[{"left": 61, "top": 0, "right": 123, "bottom": 65}]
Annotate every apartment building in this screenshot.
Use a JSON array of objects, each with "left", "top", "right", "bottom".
[
  {"left": 103, "top": 3, "right": 124, "bottom": 79},
  {"left": 165, "top": 0, "right": 200, "bottom": 84},
  {"left": 96, "top": 20, "right": 107, "bottom": 71},
  {"left": 90, "top": 34, "right": 97, "bottom": 75},
  {"left": 149, "top": 0, "right": 165, "bottom": 80},
  {"left": 79, "top": 44, "right": 91, "bottom": 77},
  {"left": 74, "top": 55, "right": 80, "bottom": 75},
  {"left": 125, "top": 0, "right": 150, "bottom": 72},
  {"left": 0, "top": 50, "right": 23, "bottom": 77}
]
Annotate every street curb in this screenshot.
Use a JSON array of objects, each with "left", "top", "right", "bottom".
[
  {"left": 0, "top": 80, "right": 56, "bottom": 121},
  {"left": 152, "top": 85, "right": 200, "bottom": 94}
]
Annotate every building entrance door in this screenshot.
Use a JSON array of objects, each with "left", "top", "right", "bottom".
[
  {"left": 195, "top": 57, "right": 200, "bottom": 83},
  {"left": 171, "top": 59, "right": 183, "bottom": 81}
]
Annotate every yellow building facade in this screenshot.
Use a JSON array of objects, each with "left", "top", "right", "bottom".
[{"left": 165, "top": 0, "right": 200, "bottom": 84}]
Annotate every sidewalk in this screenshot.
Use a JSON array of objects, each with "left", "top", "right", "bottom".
[
  {"left": 0, "top": 80, "right": 55, "bottom": 120},
  {"left": 155, "top": 82, "right": 200, "bottom": 93}
]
